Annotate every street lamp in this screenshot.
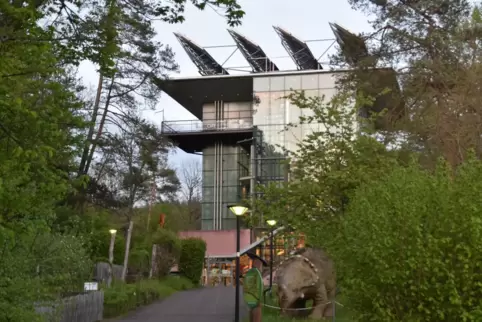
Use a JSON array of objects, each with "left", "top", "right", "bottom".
[
  {"left": 266, "top": 219, "right": 277, "bottom": 290},
  {"left": 228, "top": 204, "right": 249, "bottom": 322},
  {"left": 107, "top": 229, "right": 117, "bottom": 287}
]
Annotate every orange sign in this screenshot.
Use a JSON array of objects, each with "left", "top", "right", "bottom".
[{"left": 159, "top": 213, "right": 165, "bottom": 228}]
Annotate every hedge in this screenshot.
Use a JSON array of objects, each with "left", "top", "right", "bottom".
[
  {"left": 178, "top": 238, "right": 206, "bottom": 286},
  {"left": 103, "top": 277, "right": 194, "bottom": 318},
  {"left": 152, "top": 229, "right": 182, "bottom": 278}
]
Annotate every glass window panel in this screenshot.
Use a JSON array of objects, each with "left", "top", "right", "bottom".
[
  {"left": 302, "top": 89, "right": 319, "bottom": 118},
  {"left": 301, "top": 122, "right": 320, "bottom": 138},
  {"left": 225, "top": 185, "right": 239, "bottom": 201},
  {"left": 203, "top": 171, "right": 215, "bottom": 186},
  {"left": 319, "top": 88, "right": 337, "bottom": 103},
  {"left": 301, "top": 75, "right": 318, "bottom": 90},
  {"left": 226, "top": 111, "right": 240, "bottom": 119},
  {"left": 240, "top": 110, "right": 252, "bottom": 118},
  {"left": 203, "top": 104, "right": 215, "bottom": 112},
  {"left": 235, "top": 101, "right": 252, "bottom": 112},
  {"left": 253, "top": 92, "right": 270, "bottom": 126},
  {"left": 318, "top": 73, "right": 336, "bottom": 89},
  {"left": 203, "top": 111, "right": 216, "bottom": 120},
  {"left": 285, "top": 128, "right": 302, "bottom": 153},
  {"left": 304, "top": 89, "right": 319, "bottom": 99},
  {"left": 284, "top": 75, "right": 301, "bottom": 90},
  {"left": 202, "top": 152, "right": 215, "bottom": 170},
  {"left": 285, "top": 93, "right": 301, "bottom": 124},
  {"left": 222, "top": 218, "right": 237, "bottom": 230},
  {"left": 270, "top": 91, "right": 285, "bottom": 125},
  {"left": 239, "top": 118, "right": 252, "bottom": 128},
  {"left": 270, "top": 76, "right": 284, "bottom": 91},
  {"left": 203, "top": 187, "right": 214, "bottom": 202},
  {"left": 202, "top": 219, "right": 213, "bottom": 230},
  {"left": 253, "top": 77, "right": 270, "bottom": 91},
  {"left": 202, "top": 203, "right": 213, "bottom": 219}
]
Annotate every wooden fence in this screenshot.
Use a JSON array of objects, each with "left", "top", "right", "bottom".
[
  {"left": 36, "top": 291, "right": 103, "bottom": 322},
  {"left": 94, "top": 262, "right": 124, "bottom": 283}
]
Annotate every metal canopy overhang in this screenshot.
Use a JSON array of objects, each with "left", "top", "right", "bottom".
[{"left": 158, "top": 76, "right": 254, "bottom": 120}]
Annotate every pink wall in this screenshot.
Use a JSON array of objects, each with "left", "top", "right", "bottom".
[{"left": 178, "top": 230, "right": 251, "bottom": 257}]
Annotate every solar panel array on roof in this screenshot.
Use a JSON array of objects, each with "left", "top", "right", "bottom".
[
  {"left": 227, "top": 29, "right": 279, "bottom": 73},
  {"left": 174, "top": 33, "right": 229, "bottom": 76},
  {"left": 174, "top": 24, "right": 370, "bottom": 76},
  {"left": 272, "top": 26, "right": 322, "bottom": 71}
]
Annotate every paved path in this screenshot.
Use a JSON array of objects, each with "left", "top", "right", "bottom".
[{"left": 113, "top": 286, "right": 248, "bottom": 322}]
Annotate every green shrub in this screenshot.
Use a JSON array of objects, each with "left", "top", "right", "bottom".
[
  {"left": 89, "top": 229, "right": 125, "bottom": 264},
  {"left": 161, "top": 275, "right": 195, "bottom": 291},
  {"left": 178, "top": 238, "right": 206, "bottom": 286},
  {"left": 152, "top": 229, "right": 182, "bottom": 278},
  {"left": 334, "top": 158, "right": 482, "bottom": 321},
  {"left": 128, "top": 247, "right": 151, "bottom": 276},
  {"left": 103, "top": 277, "right": 194, "bottom": 318}
]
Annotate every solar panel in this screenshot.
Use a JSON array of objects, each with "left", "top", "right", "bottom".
[
  {"left": 174, "top": 33, "right": 228, "bottom": 76},
  {"left": 272, "top": 26, "right": 322, "bottom": 70},
  {"left": 329, "top": 23, "right": 369, "bottom": 66},
  {"left": 227, "top": 29, "right": 279, "bottom": 73}
]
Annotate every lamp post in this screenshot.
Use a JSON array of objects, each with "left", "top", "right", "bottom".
[
  {"left": 107, "top": 229, "right": 117, "bottom": 287},
  {"left": 228, "top": 204, "right": 249, "bottom": 322},
  {"left": 266, "top": 219, "right": 277, "bottom": 290}
]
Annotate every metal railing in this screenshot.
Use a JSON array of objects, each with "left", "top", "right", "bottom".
[{"left": 162, "top": 119, "right": 253, "bottom": 134}]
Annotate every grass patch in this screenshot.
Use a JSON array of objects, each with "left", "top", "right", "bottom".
[{"left": 103, "top": 276, "right": 195, "bottom": 318}]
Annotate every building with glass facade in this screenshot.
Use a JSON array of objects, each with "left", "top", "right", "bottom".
[{"left": 159, "top": 26, "right": 403, "bottom": 232}]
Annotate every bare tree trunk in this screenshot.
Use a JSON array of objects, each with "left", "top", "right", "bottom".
[
  {"left": 121, "top": 219, "right": 134, "bottom": 281},
  {"left": 78, "top": 0, "right": 118, "bottom": 176},
  {"left": 107, "top": 231, "right": 116, "bottom": 287},
  {"left": 78, "top": 74, "right": 104, "bottom": 175},
  {"left": 149, "top": 244, "right": 157, "bottom": 278},
  {"left": 147, "top": 179, "right": 156, "bottom": 230},
  {"left": 84, "top": 74, "right": 116, "bottom": 174}
]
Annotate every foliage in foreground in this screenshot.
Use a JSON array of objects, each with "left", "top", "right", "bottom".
[
  {"left": 179, "top": 238, "right": 207, "bottom": 286},
  {"left": 103, "top": 277, "right": 194, "bottom": 318},
  {"left": 253, "top": 85, "right": 482, "bottom": 320},
  {"left": 336, "top": 158, "right": 482, "bottom": 321}
]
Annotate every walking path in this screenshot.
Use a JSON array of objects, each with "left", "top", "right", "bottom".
[{"left": 113, "top": 286, "right": 248, "bottom": 322}]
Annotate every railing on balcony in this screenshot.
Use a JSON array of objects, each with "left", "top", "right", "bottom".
[{"left": 161, "top": 118, "right": 253, "bottom": 134}]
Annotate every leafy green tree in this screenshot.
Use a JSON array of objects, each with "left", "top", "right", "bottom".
[
  {"left": 335, "top": 0, "right": 482, "bottom": 167},
  {"left": 77, "top": 0, "right": 179, "bottom": 177},
  {"left": 71, "top": 0, "right": 245, "bottom": 179},
  {"left": 252, "top": 91, "right": 400, "bottom": 240},
  {"left": 336, "top": 156, "right": 482, "bottom": 321},
  {"left": 0, "top": 4, "right": 91, "bottom": 319},
  {"left": 93, "top": 115, "right": 180, "bottom": 280}
]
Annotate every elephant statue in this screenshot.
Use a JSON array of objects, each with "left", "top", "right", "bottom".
[{"left": 275, "top": 247, "right": 336, "bottom": 320}]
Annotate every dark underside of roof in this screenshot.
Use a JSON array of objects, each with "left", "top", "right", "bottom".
[
  {"left": 165, "top": 129, "right": 254, "bottom": 153},
  {"left": 154, "top": 76, "right": 254, "bottom": 120}
]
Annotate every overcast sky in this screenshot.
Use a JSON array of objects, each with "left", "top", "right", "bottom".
[{"left": 77, "top": 0, "right": 373, "bottom": 168}]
